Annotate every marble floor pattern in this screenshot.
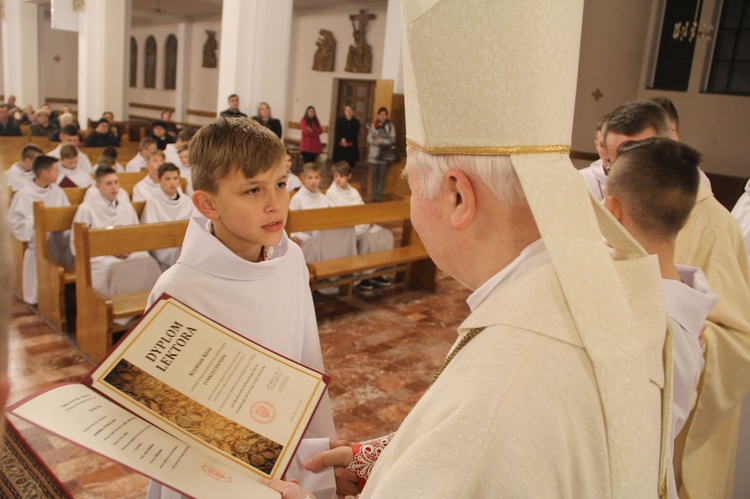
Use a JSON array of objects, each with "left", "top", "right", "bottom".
[{"left": 5, "top": 270, "right": 471, "bottom": 498}]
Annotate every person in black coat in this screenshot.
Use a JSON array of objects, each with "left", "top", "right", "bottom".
[
  {"left": 332, "top": 105, "right": 360, "bottom": 168},
  {"left": 0, "top": 104, "right": 21, "bottom": 136},
  {"left": 251, "top": 102, "right": 282, "bottom": 139},
  {"left": 84, "top": 119, "right": 121, "bottom": 147}
]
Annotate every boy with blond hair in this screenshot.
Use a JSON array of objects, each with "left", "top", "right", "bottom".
[
  {"left": 289, "top": 162, "right": 356, "bottom": 265},
  {"left": 47, "top": 124, "right": 92, "bottom": 173},
  {"left": 3, "top": 143, "right": 43, "bottom": 192},
  {"left": 132, "top": 149, "right": 167, "bottom": 202},
  {"left": 56, "top": 144, "right": 93, "bottom": 188},
  {"left": 146, "top": 118, "right": 337, "bottom": 499},
  {"left": 8, "top": 155, "right": 72, "bottom": 304}
]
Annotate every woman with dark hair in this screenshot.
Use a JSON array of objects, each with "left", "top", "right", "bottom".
[
  {"left": 300, "top": 105, "right": 323, "bottom": 164},
  {"left": 367, "top": 106, "right": 396, "bottom": 201},
  {"left": 252, "top": 102, "right": 283, "bottom": 139},
  {"left": 332, "top": 104, "right": 360, "bottom": 168}
]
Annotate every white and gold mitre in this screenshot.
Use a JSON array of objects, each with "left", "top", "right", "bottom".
[
  {"left": 401, "top": 1, "right": 671, "bottom": 497},
  {"left": 401, "top": 0, "right": 581, "bottom": 155}
]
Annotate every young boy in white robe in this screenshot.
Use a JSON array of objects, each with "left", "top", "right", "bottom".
[
  {"left": 125, "top": 137, "right": 158, "bottom": 173},
  {"left": 604, "top": 137, "right": 719, "bottom": 498},
  {"left": 83, "top": 157, "right": 131, "bottom": 204},
  {"left": 731, "top": 179, "right": 750, "bottom": 264},
  {"left": 326, "top": 161, "right": 394, "bottom": 289},
  {"left": 140, "top": 163, "right": 196, "bottom": 271},
  {"left": 47, "top": 124, "right": 92, "bottom": 174},
  {"left": 56, "top": 144, "right": 93, "bottom": 188},
  {"left": 164, "top": 128, "right": 195, "bottom": 169},
  {"left": 285, "top": 150, "right": 303, "bottom": 193},
  {"left": 132, "top": 149, "right": 166, "bottom": 202},
  {"left": 145, "top": 118, "right": 337, "bottom": 499},
  {"left": 8, "top": 155, "right": 72, "bottom": 304},
  {"left": 3, "top": 144, "right": 43, "bottom": 192},
  {"left": 289, "top": 162, "right": 356, "bottom": 264},
  {"left": 175, "top": 145, "right": 193, "bottom": 195},
  {"left": 70, "top": 166, "right": 161, "bottom": 299}
]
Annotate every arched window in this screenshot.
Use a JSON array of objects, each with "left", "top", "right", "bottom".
[
  {"left": 164, "top": 34, "right": 178, "bottom": 90},
  {"left": 129, "top": 37, "right": 138, "bottom": 88},
  {"left": 144, "top": 35, "right": 157, "bottom": 89}
]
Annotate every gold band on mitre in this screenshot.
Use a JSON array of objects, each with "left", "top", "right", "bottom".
[{"left": 406, "top": 138, "right": 571, "bottom": 156}]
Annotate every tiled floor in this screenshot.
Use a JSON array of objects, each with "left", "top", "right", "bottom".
[{"left": 5, "top": 271, "right": 471, "bottom": 497}]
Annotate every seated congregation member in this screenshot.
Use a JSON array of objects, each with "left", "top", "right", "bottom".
[
  {"left": 289, "top": 162, "right": 356, "bottom": 265},
  {"left": 47, "top": 124, "right": 92, "bottom": 173},
  {"left": 140, "top": 163, "right": 196, "bottom": 271},
  {"left": 84, "top": 118, "right": 120, "bottom": 147},
  {"left": 284, "top": 150, "right": 303, "bottom": 193},
  {"left": 132, "top": 149, "right": 167, "bottom": 202},
  {"left": 8, "top": 155, "right": 72, "bottom": 305},
  {"left": 83, "top": 156, "right": 130, "bottom": 204},
  {"left": 69, "top": 166, "right": 161, "bottom": 299},
  {"left": 251, "top": 101, "right": 282, "bottom": 139},
  {"left": 604, "top": 137, "right": 719, "bottom": 498},
  {"left": 146, "top": 118, "right": 336, "bottom": 499},
  {"left": 325, "top": 161, "right": 394, "bottom": 290},
  {"left": 0, "top": 104, "right": 22, "bottom": 136},
  {"left": 219, "top": 93, "right": 247, "bottom": 118},
  {"left": 604, "top": 100, "right": 750, "bottom": 498},
  {"left": 101, "top": 111, "right": 118, "bottom": 137},
  {"left": 48, "top": 113, "right": 81, "bottom": 143},
  {"left": 3, "top": 144, "right": 43, "bottom": 192},
  {"left": 266, "top": 1, "right": 669, "bottom": 497},
  {"left": 125, "top": 137, "right": 158, "bottom": 173},
  {"left": 149, "top": 120, "right": 175, "bottom": 151},
  {"left": 731, "top": 179, "right": 750, "bottom": 263},
  {"left": 578, "top": 113, "right": 609, "bottom": 201},
  {"left": 56, "top": 144, "right": 93, "bottom": 188},
  {"left": 29, "top": 110, "right": 56, "bottom": 137},
  {"left": 159, "top": 109, "right": 178, "bottom": 138}
]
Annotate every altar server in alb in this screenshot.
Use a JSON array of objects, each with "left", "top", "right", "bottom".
[{"left": 266, "top": 1, "right": 672, "bottom": 497}]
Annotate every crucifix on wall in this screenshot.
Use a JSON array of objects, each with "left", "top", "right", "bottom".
[{"left": 345, "top": 9, "right": 375, "bottom": 74}]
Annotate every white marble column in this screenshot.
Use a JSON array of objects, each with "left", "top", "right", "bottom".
[
  {"left": 217, "top": 0, "right": 293, "bottom": 124},
  {"left": 381, "top": 0, "right": 403, "bottom": 94},
  {"left": 77, "top": 0, "right": 130, "bottom": 129},
  {"left": 2, "top": 0, "right": 40, "bottom": 106}
]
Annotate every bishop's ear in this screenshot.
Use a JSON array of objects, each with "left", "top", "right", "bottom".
[
  {"left": 192, "top": 190, "right": 219, "bottom": 220},
  {"left": 446, "top": 169, "right": 476, "bottom": 230}
]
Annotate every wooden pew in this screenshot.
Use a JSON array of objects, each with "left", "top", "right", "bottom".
[
  {"left": 73, "top": 217, "right": 188, "bottom": 361},
  {"left": 285, "top": 198, "right": 436, "bottom": 295},
  {"left": 34, "top": 200, "right": 146, "bottom": 333}
]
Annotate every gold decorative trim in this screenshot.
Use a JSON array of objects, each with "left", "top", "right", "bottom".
[{"left": 407, "top": 138, "right": 570, "bottom": 156}]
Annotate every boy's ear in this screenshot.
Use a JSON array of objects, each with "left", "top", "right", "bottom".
[
  {"left": 445, "top": 168, "right": 476, "bottom": 230},
  {"left": 192, "top": 190, "right": 219, "bottom": 221},
  {"left": 604, "top": 195, "right": 623, "bottom": 223}
]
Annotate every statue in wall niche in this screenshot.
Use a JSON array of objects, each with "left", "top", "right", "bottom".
[
  {"left": 345, "top": 10, "right": 375, "bottom": 74},
  {"left": 313, "top": 30, "right": 336, "bottom": 72},
  {"left": 73, "top": 0, "right": 85, "bottom": 12},
  {"left": 203, "top": 30, "right": 218, "bottom": 69}
]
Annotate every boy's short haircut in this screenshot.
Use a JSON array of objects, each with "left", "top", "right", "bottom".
[
  {"left": 177, "top": 128, "right": 196, "bottom": 142},
  {"left": 608, "top": 136, "right": 700, "bottom": 238},
  {"left": 60, "top": 144, "right": 78, "bottom": 160},
  {"left": 139, "top": 137, "right": 158, "bottom": 150},
  {"left": 32, "top": 155, "right": 58, "bottom": 177},
  {"left": 228, "top": 93, "right": 238, "bottom": 100},
  {"left": 190, "top": 117, "right": 285, "bottom": 193},
  {"left": 595, "top": 113, "right": 609, "bottom": 133},
  {"left": 649, "top": 96, "right": 680, "bottom": 132},
  {"left": 605, "top": 100, "right": 671, "bottom": 142},
  {"left": 61, "top": 124, "right": 78, "bottom": 137},
  {"left": 177, "top": 145, "right": 189, "bottom": 154},
  {"left": 331, "top": 161, "right": 351, "bottom": 177},
  {"left": 158, "top": 162, "right": 180, "bottom": 179},
  {"left": 96, "top": 156, "right": 116, "bottom": 168},
  {"left": 302, "top": 162, "right": 321, "bottom": 175},
  {"left": 102, "top": 146, "right": 118, "bottom": 159},
  {"left": 95, "top": 166, "right": 117, "bottom": 181},
  {"left": 21, "top": 144, "right": 44, "bottom": 161},
  {"left": 148, "top": 149, "right": 166, "bottom": 160}
]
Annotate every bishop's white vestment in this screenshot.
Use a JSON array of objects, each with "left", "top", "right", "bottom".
[
  {"left": 140, "top": 189, "right": 196, "bottom": 271},
  {"left": 8, "top": 181, "right": 70, "bottom": 304},
  {"left": 731, "top": 180, "right": 750, "bottom": 263},
  {"left": 146, "top": 216, "right": 337, "bottom": 499}
]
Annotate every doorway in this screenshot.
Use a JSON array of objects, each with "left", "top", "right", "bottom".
[{"left": 330, "top": 79, "right": 376, "bottom": 166}]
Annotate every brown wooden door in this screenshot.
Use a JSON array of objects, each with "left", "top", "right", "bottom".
[{"left": 332, "top": 79, "right": 375, "bottom": 165}]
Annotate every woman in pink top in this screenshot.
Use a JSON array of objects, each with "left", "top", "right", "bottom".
[{"left": 300, "top": 105, "right": 323, "bottom": 163}]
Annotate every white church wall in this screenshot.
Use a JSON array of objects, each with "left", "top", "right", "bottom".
[
  {"left": 37, "top": 4, "right": 78, "bottom": 108},
  {"left": 188, "top": 19, "right": 221, "bottom": 125},
  {"left": 286, "top": 2, "right": 388, "bottom": 147},
  {"left": 129, "top": 24, "right": 178, "bottom": 120}
]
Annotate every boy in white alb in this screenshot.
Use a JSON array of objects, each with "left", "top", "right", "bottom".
[
  {"left": 289, "top": 162, "right": 356, "bottom": 264},
  {"left": 132, "top": 149, "right": 167, "bottom": 202},
  {"left": 70, "top": 167, "right": 161, "bottom": 299},
  {"left": 604, "top": 137, "right": 719, "bottom": 498},
  {"left": 3, "top": 144, "right": 43, "bottom": 192},
  {"left": 47, "top": 124, "right": 92, "bottom": 174},
  {"left": 285, "top": 150, "right": 303, "bottom": 193},
  {"left": 731, "top": 179, "right": 750, "bottom": 264},
  {"left": 84, "top": 157, "right": 131, "bottom": 204},
  {"left": 7, "top": 155, "right": 72, "bottom": 304},
  {"left": 164, "top": 128, "right": 194, "bottom": 169},
  {"left": 125, "top": 137, "right": 158, "bottom": 173},
  {"left": 326, "top": 161, "right": 394, "bottom": 289},
  {"left": 140, "top": 163, "right": 196, "bottom": 271},
  {"left": 56, "top": 144, "right": 93, "bottom": 188},
  {"left": 578, "top": 114, "right": 609, "bottom": 202},
  {"left": 146, "top": 118, "right": 337, "bottom": 499}
]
